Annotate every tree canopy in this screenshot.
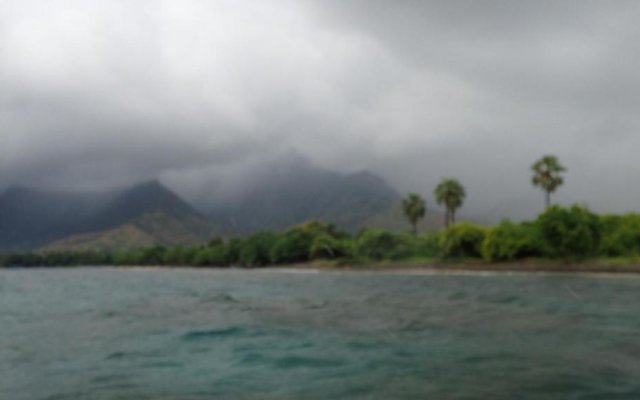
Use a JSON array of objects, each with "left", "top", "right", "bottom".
[
  {"left": 531, "top": 155, "right": 566, "bottom": 208},
  {"left": 435, "top": 178, "right": 466, "bottom": 227},
  {"left": 402, "top": 193, "right": 426, "bottom": 236}
]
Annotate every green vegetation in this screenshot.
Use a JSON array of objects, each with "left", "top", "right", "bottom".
[
  {"left": 238, "top": 231, "right": 278, "bottom": 267},
  {"left": 536, "top": 205, "right": 600, "bottom": 258},
  {"left": 354, "top": 229, "right": 412, "bottom": 261},
  {"left": 438, "top": 223, "right": 486, "bottom": 259},
  {"left": 402, "top": 193, "right": 426, "bottom": 236},
  {"left": 531, "top": 155, "right": 566, "bottom": 209},
  {"left": 5, "top": 205, "right": 640, "bottom": 268},
  {"left": 434, "top": 178, "right": 466, "bottom": 227},
  {"left": 599, "top": 214, "right": 640, "bottom": 257},
  {"left": 481, "top": 221, "right": 543, "bottom": 261},
  {"left": 2, "top": 154, "right": 639, "bottom": 270}
]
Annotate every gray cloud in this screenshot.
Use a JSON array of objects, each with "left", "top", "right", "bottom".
[{"left": 2, "top": 0, "right": 640, "bottom": 219}]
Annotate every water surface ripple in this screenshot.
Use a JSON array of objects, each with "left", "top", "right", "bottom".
[{"left": 1, "top": 268, "right": 640, "bottom": 399}]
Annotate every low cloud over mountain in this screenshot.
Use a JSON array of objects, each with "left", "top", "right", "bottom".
[{"left": 3, "top": 1, "right": 640, "bottom": 220}]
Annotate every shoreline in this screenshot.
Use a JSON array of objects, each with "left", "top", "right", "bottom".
[
  {"left": 5, "top": 261, "right": 640, "bottom": 275},
  {"left": 280, "top": 261, "right": 640, "bottom": 275}
]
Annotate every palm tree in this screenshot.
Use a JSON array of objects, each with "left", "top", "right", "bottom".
[
  {"left": 402, "top": 193, "right": 426, "bottom": 236},
  {"left": 435, "top": 178, "right": 466, "bottom": 227},
  {"left": 531, "top": 155, "right": 566, "bottom": 209}
]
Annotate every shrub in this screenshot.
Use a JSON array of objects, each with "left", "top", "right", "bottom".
[
  {"left": 387, "top": 234, "right": 419, "bottom": 260},
  {"left": 239, "top": 232, "right": 279, "bottom": 267},
  {"left": 225, "top": 238, "right": 244, "bottom": 265},
  {"left": 599, "top": 214, "right": 640, "bottom": 257},
  {"left": 309, "top": 234, "right": 352, "bottom": 260},
  {"left": 271, "top": 220, "right": 346, "bottom": 264},
  {"left": 535, "top": 205, "right": 601, "bottom": 258},
  {"left": 193, "top": 243, "right": 229, "bottom": 266},
  {"left": 438, "top": 223, "right": 486, "bottom": 258},
  {"left": 270, "top": 230, "right": 314, "bottom": 264},
  {"left": 140, "top": 246, "right": 167, "bottom": 265},
  {"left": 113, "top": 249, "right": 146, "bottom": 265},
  {"left": 481, "top": 221, "right": 544, "bottom": 261},
  {"left": 161, "top": 246, "right": 192, "bottom": 265},
  {"left": 354, "top": 229, "right": 406, "bottom": 260},
  {"left": 295, "top": 220, "right": 344, "bottom": 238},
  {"left": 413, "top": 233, "right": 441, "bottom": 258}
]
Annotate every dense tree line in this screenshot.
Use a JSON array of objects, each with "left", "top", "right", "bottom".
[
  {"left": 6, "top": 154, "right": 630, "bottom": 268},
  {"left": 4, "top": 206, "right": 640, "bottom": 267},
  {"left": 400, "top": 155, "right": 565, "bottom": 234}
]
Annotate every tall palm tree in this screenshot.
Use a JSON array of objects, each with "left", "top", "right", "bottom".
[
  {"left": 531, "top": 155, "right": 566, "bottom": 209},
  {"left": 402, "top": 193, "right": 426, "bottom": 236},
  {"left": 435, "top": 178, "right": 466, "bottom": 227}
]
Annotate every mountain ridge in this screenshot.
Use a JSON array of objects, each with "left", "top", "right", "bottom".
[
  {"left": 0, "top": 161, "right": 442, "bottom": 251},
  {"left": 0, "top": 180, "right": 217, "bottom": 251},
  {"left": 205, "top": 160, "right": 404, "bottom": 234}
]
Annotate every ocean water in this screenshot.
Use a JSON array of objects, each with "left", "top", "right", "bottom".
[{"left": 1, "top": 268, "right": 640, "bottom": 400}]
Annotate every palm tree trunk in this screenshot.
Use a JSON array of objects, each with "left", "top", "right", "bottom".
[
  {"left": 452, "top": 210, "right": 456, "bottom": 225},
  {"left": 545, "top": 190, "right": 550, "bottom": 209},
  {"left": 412, "top": 221, "right": 417, "bottom": 236}
]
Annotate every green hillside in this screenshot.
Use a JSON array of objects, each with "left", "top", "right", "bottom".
[
  {"left": 42, "top": 211, "right": 216, "bottom": 252},
  {"left": 0, "top": 181, "right": 218, "bottom": 251}
]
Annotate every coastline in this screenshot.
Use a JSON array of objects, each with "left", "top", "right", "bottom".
[
  {"left": 277, "top": 261, "right": 640, "bottom": 275},
  {"left": 6, "top": 261, "right": 640, "bottom": 275}
]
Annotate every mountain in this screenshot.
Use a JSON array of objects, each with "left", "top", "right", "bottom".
[
  {"left": 43, "top": 211, "right": 214, "bottom": 252},
  {"left": 0, "top": 187, "right": 106, "bottom": 250},
  {"left": 42, "top": 225, "right": 158, "bottom": 252},
  {"left": 206, "top": 157, "right": 405, "bottom": 234},
  {"left": 0, "top": 158, "right": 447, "bottom": 252},
  {"left": 0, "top": 181, "right": 216, "bottom": 251}
]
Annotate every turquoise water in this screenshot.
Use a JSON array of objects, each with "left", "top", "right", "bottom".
[{"left": 1, "top": 268, "right": 640, "bottom": 399}]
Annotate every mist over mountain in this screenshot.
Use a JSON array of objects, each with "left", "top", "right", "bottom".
[
  {"left": 0, "top": 181, "right": 215, "bottom": 251},
  {"left": 0, "top": 187, "right": 109, "bottom": 250},
  {"left": 203, "top": 155, "right": 402, "bottom": 234},
  {"left": 0, "top": 159, "right": 418, "bottom": 250},
  {"left": 3, "top": 1, "right": 640, "bottom": 222}
]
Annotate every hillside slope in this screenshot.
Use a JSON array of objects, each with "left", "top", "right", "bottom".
[
  {"left": 0, "top": 181, "right": 217, "bottom": 251},
  {"left": 206, "top": 157, "right": 403, "bottom": 234},
  {"left": 42, "top": 211, "right": 214, "bottom": 252}
]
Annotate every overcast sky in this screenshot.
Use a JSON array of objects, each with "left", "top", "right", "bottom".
[{"left": 2, "top": 0, "right": 640, "bottom": 219}]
